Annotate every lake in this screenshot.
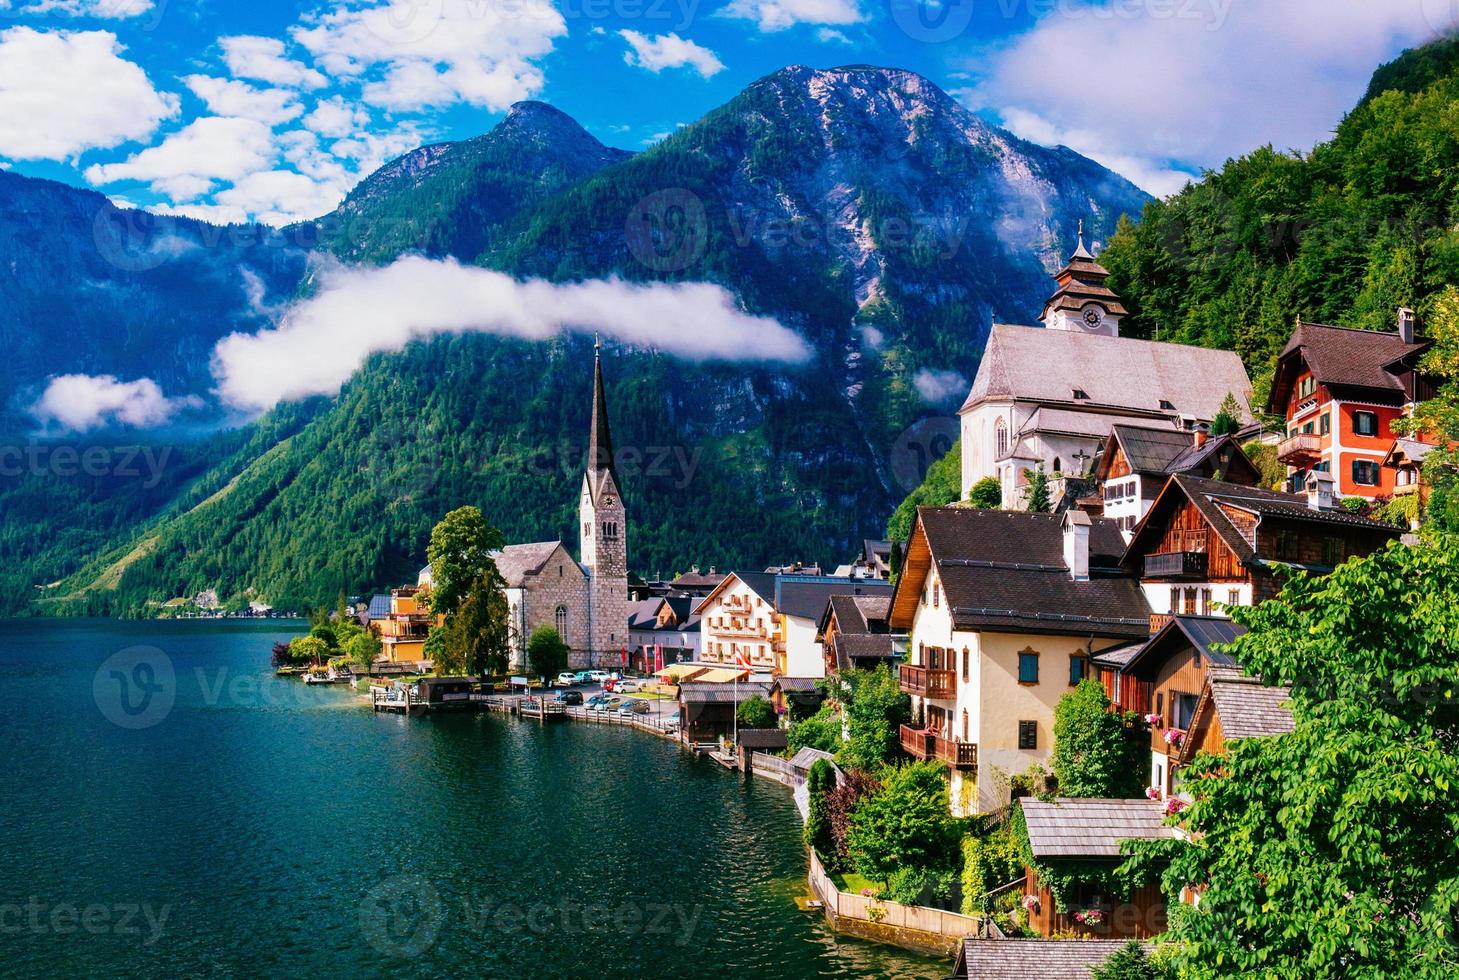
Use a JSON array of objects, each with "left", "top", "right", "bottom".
[{"left": 0, "top": 620, "right": 941, "bottom": 978}]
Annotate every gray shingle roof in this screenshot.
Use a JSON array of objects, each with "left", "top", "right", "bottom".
[
  {"left": 493, "top": 541, "right": 570, "bottom": 587},
  {"left": 1110, "top": 424, "right": 1195, "bottom": 474},
  {"left": 962, "top": 324, "right": 1252, "bottom": 421},
  {"left": 916, "top": 508, "right": 1151, "bottom": 639},
  {"left": 775, "top": 577, "right": 892, "bottom": 620},
  {"left": 955, "top": 939, "right": 1144, "bottom": 979},
  {"left": 1020, "top": 798, "right": 1175, "bottom": 859},
  {"left": 1123, "top": 615, "right": 1246, "bottom": 677},
  {"left": 835, "top": 633, "right": 897, "bottom": 668},
  {"left": 1208, "top": 673, "right": 1294, "bottom": 739},
  {"left": 678, "top": 682, "right": 770, "bottom": 703},
  {"left": 954, "top": 939, "right": 1147, "bottom": 979}
]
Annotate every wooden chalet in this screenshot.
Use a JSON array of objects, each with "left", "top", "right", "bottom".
[
  {"left": 815, "top": 593, "right": 900, "bottom": 675},
  {"left": 1094, "top": 425, "right": 1261, "bottom": 534}
]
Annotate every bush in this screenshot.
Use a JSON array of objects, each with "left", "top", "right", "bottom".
[
  {"left": 824, "top": 768, "right": 879, "bottom": 872},
  {"left": 968, "top": 476, "right": 1002, "bottom": 509},
  {"left": 804, "top": 759, "right": 836, "bottom": 859},
  {"left": 788, "top": 704, "right": 842, "bottom": 754},
  {"left": 1090, "top": 940, "right": 1165, "bottom": 980},
  {"left": 847, "top": 761, "right": 964, "bottom": 883},
  {"left": 961, "top": 827, "right": 1024, "bottom": 915},
  {"left": 737, "top": 694, "right": 776, "bottom": 729},
  {"left": 527, "top": 625, "right": 569, "bottom": 679},
  {"left": 837, "top": 665, "right": 910, "bottom": 771},
  {"left": 1053, "top": 680, "right": 1147, "bottom": 798},
  {"left": 885, "top": 866, "right": 957, "bottom": 906}
]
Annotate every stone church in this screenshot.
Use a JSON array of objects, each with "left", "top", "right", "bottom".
[{"left": 495, "top": 344, "right": 631, "bottom": 671}]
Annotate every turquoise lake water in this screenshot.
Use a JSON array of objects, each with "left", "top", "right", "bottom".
[{"left": 0, "top": 620, "right": 941, "bottom": 978}]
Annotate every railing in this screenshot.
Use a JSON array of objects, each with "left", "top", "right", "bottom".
[
  {"left": 1143, "top": 551, "right": 1209, "bottom": 579},
  {"left": 900, "top": 664, "right": 956, "bottom": 699},
  {"left": 900, "top": 724, "right": 977, "bottom": 768},
  {"left": 1277, "top": 432, "right": 1321, "bottom": 464}
]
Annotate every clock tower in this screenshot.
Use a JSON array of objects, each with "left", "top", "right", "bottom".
[
  {"left": 579, "top": 339, "right": 630, "bottom": 668},
  {"left": 1040, "top": 221, "right": 1126, "bottom": 338}
]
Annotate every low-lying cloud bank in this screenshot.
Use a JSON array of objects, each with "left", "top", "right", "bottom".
[
  {"left": 30, "top": 374, "right": 200, "bottom": 432},
  {"left": 211, "top": 257, "right": 811, "bottom": 412}
]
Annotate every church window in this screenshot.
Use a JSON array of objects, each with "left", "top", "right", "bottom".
[
  {"left": 1052, "top": 457, "right": 1062, "bottom": 474},
  {"left": 995, "top": 418, "right": 1009, "bottom": 459},
  {"left": 555, "top": 606, "right": 568, "bottom": 637},
  {"left": 584, "top": 522, "right": 591, "bottom": 538}
]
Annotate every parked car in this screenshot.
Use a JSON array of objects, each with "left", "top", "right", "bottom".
[
  {"left": 612, "top": 679, "right": 644, "bottom": 694},
  {"left": 584, "top": 694, "right": 609, "bottom": 710},
  {"left": 615, "top": 699, "right": 643, "bottom": 716},
  {"left": 574, "top": 670, "right": 594, "bottom": 684},
  {"left": 555, "top": 672, "right": 578, "bottom": 687},
  {"left": 587, "top": 670, "right": 612, "bottom": 683},
  {"left": 553, "top": 690, "right": 584, "bottom": 705},
  {"left": 591, "top": 696, "right": 624, "bottom": 712}
]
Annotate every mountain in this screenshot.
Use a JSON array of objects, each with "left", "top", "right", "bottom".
[
  {"left": 8, "top": 65, "right": 1151, "bottom": 615},
  {"left": 1099, "top": 35, "right": 1459, "bottom": 401},
  {"left": 0, "top": 171, "right": 310, "bottom": 408},
  {"left": 312, "top": 101, "right": 633, "bottom": 264}
]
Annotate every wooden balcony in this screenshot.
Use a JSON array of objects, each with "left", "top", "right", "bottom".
[
  {"left": 1143, "top": 551, "right": 1209, "bottom": 580},
  {"left": 900, "top": 664, "right": 955, "bottom": 699},
  {"left": 900, "top": 724, "right": 977, "bottom": 768},
  {"left": 1277, "top": 432, "right": 1321, "bottom": 465}
]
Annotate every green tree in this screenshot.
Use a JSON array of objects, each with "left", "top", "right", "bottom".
[
  {"left": 804, "top": 759, "right": 836, "bottom": 859},
  {"left": 527, "top": 625, "right": 569, "bottom": 680},
  {"left": 289, "top": 635, "right": 328, "bottom": 665},
  {"left": 847, "top": 761, "right": 965, "bottom": 884},
  {"left": 968, "top": 476, "right": 1002, "bottom": 509},
  {"left": 1208, "top": 392, "right": 1242, "bottom": 436},
  {"left": 307, "top": 622, "right": 338, "bottom": 650},
  {"left": 788, "top": 703, "right": 843, "bottom": 754},
  {"left": 343, "top": 630, "right": 381, "bottom": 671},
  {"left": 1024, "top": 465, "right": 1050, "bottom": 513},
  {"left": 439, "top": 572, "right": 511, "bottom": 676},
  {"left": 1052, "top": 680, "right": 1146, "bottom": 798},
  {"left": 1089, "top": 941, "right": 1164, "bottom": 980},
  {"left": 1123, "top": 537, "right": 1459, "bottom": 977},
  {"left": 837, "top": 665, "right": 911, "bottom": 772},
  {"left": 427, "top": 506, "right": 506, "bottom": 616},
  {"left": 1405, "top": 287, "right": 1459, "bottom": 530},
  {"left": 737, "top": 694, "right": 776, "bottom": 729}
]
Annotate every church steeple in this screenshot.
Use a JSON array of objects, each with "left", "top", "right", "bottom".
[
  {"left": 587, "top": 334, "right": 616, "bottom": 485},
  {"left": 1039, "top": 219, "right": 1127, "bottom": 337}
]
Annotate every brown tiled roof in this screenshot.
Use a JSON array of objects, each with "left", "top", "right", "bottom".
[
  {"left": 834, "top": 633, "right": 896, "bottom": 668},
  {"left": 493, "top": 541, "right": 570, "bottom": 587},
  {"left": 954, "top": 939, "right": 1147, "bottom": 979},
  {"left": 917, "top": 508, "right": 1151, "bottom": 639},
  {"left": 1020, "top": 798, "right": 1176, "bottom": 859},
  {"left": 1269, "top": 321, "right": 1428, "bottom": 411},
  {"left": 827, "top": 593, "right": 891, "bottom": 634}
]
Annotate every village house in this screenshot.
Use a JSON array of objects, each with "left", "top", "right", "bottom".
[
  {"left": 376, "top": 586, "right": 443, "bottom": 665},
  {"left": 831, "top": 539, "right": 893, "bottom": 579},
  {"left": 696, "top": 572, "right": 892, "bottom": 678},
  {"left": 1093, "top": 425, "right": 1261, "bottom": 535},
  {"left": 1121, "top": 473, "right": 1403, "bottom": 619},
  {"left": 487, "top": 343, "right": 631, "bottom": 672},
  {"left": 1266, "top": 310, "right": 1439, "bottom": 498},
  {"left": 959, "top": 231, "right": 1254, "bottom": 510},
  {"left": 1176, "top": 665, "right": 1295, "bottom": 772},
  {"left": 815, "top": 593, "right": 902, "bottom": 675},
  {"left": 1018, "top": 798, "right": 1175, "bottom": 939},
  {"left": 676, "top": 680, "right": 771, "bottom": 745},
  {"left": 626, "top": 595, "right": 701, "bottom": 672},
  {"left": 889, "top": 507, "right": 1151, "bottom": 815}
]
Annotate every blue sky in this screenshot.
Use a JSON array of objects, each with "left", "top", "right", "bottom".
[{"left": 0, "top": 0, "right": 1455, "bottom": 225}]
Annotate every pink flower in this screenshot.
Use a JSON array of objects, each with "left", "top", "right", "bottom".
[
  {"left": 1144, "top": 713, "right": 1162, "bottom": 725},
  {"left": 1021, "top": 895, "right": 1039, "bottom": 912},
  {"left": 1163, "top": 727, "right": 1185, "bottom": 746},
  {"left": 1165, "top": 796, "right": 1188, "bottom": 816},
  {"left": 1145, "top": 786, "right": 1161, "bottom": 800},
  {"left": 860, "top": 887, "right": 877, "bottom": 897}
]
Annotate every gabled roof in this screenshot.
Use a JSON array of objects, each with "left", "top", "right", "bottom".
[
  {"left": 1107, "top": 424, "right": 1195, "bottom": 475},
  {"left": 775, "top": 576, "right": 892, "bottom": 621},
  {"left": 834, "top": 633, "right": 897, "bottom": 669},
  {"left": 1123, "top": 475, "right": 1403, "bottom": 569},
  {"left": 1208, "top": 672, "right": 1295, "bottom": 740},
  {"left": 962, "top": 324, "right": 1253, "bottom": 422},
  {"left": 493, "top": 541, "right": 578, "bottom": 588},
  {"left": 1385, "top": 438, "right": 1436, "bottom": 467},
  {"left": 693, "top": 570, "right": 776, "bottom": 614},
  {"left": 1121, "top": 615, "right": 1246, "bottom": 679},
  {"left": 1089, "top": 640, "right": 1145, "bottom": 669},
  {"left": 891, "top": 507, "right": 1150, "bottom": 639},
  {"left": 678, "top": 681, "right": 770, "bottom": 703},
  {"left": 366, "top": 594, "right": 392, "bottom": 620},
  {"left": 954, "top": 939, "right": 1145, "bottom": 980},
  {"left": 1268, "top": 321, "right": 1429, "bottom": 411},
  {"left": 1020, "top": 798, "right": 1176, "bottom": 859},
  {"left": 821, "top": 593, "right": 892, "bottom": 636}
]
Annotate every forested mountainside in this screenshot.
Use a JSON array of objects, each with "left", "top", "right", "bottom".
[{"left": 8, "top": 65, "right": 1151, "bottom": 614}]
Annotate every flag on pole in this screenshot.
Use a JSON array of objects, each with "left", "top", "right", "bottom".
[{"left": 654, "top": 643, "right": 664, "bottom": 674}]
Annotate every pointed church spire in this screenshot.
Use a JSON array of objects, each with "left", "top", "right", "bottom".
[
  {"left": 588, "top": 339, "right": 615, "bottom": 481},
  {"left": 1071, "top": 219, "right": 1094, "bottom": 260}
]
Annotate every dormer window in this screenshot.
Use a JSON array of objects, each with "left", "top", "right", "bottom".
[
  {"left": 1071, "top": 388, "right": 1089, "bottom": 400},
  {"left": 1159, "top": 399, "right": 1176, "bottom": 411}
]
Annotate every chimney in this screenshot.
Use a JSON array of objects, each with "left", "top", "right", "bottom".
[
  {"left": 1192, "top": 422, "right": 1210, "bottom": 449},
  {"left": 1305, "top": 471, "right": 1334, "bottom": 512},
  {"left": 1062, "top": 510, "right": 1091, "bottom": 581},
  {"left": 1398, "top": 307, "right": 1416, "bottom": 345}
]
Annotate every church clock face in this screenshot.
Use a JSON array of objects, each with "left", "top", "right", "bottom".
[{"left": 1081, "top": 304, "right": 1106, "bottom": 330}]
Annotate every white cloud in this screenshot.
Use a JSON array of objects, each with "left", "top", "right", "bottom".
[
  {"left": 213, "top": 170, "right": 340, "bottom": 226},
  {"left": 0, "top": 28, "right": 177, "bottom": 161},
  {"left": 292, "top": 0, "right": 567, "bottom": 111},
  {"left": 30, "top": 374, "right": 197, "bottom": 432},
  {"left": 303, "top": 95, "right": 368, "bottom": 138},
  {"left": 722, "top": 0, "right": 863, "bottom": 32},
  {"left": 994, "top": 105, "right": 1196, "bottom": 197},
  {"left": 21, "top": 0, "right": 154, "bottom": 17},
  {"left": 183, "top": 75, "right": 304, "bottom": 127},
  {"left": 618, "top": 31, "right": 725, "bottom": 78},
  {"left": 84, "top": 116, "right": 277, "bottom": 200},
  {"left": 211, "top": 257, "right": 811, "bottom": 411},
  {"left": 815, "top": 27, "right": 852, "bottom": 44},
  {"left": 913, "top": 368, "right": 968, "bottom": 405},
  {"left": 220, "top": 35, "right": 326, "bottom": 90},
  {"left": 971, "top": 0, "right": 1459, "bottom": 192}
]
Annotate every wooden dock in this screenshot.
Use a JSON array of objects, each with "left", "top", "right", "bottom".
[{"left": 370, "top": 685, "right": 425, "bottom": 715}]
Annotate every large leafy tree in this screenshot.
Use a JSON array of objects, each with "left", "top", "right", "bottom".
[
  {"left": 1127, "top": 537, "right": 1459, "bottom": 977},
  {"left": 426, "top": 506, "right": 505, "bottom": 616},
  {"left": 1405, "top": 287, "right": 1459, "bottom": 530},
  {"left": 1052, "top": 680, "right": 1146, "bottom": 798},
  {"left": 846, "top": 760, "right": 964, "bottom": 883},
  {"left": 435, "top": 572, "right": 511, "bottom": 677},
  {"left": 837, "top": 664, "right": 911, "bottom": 772}
]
